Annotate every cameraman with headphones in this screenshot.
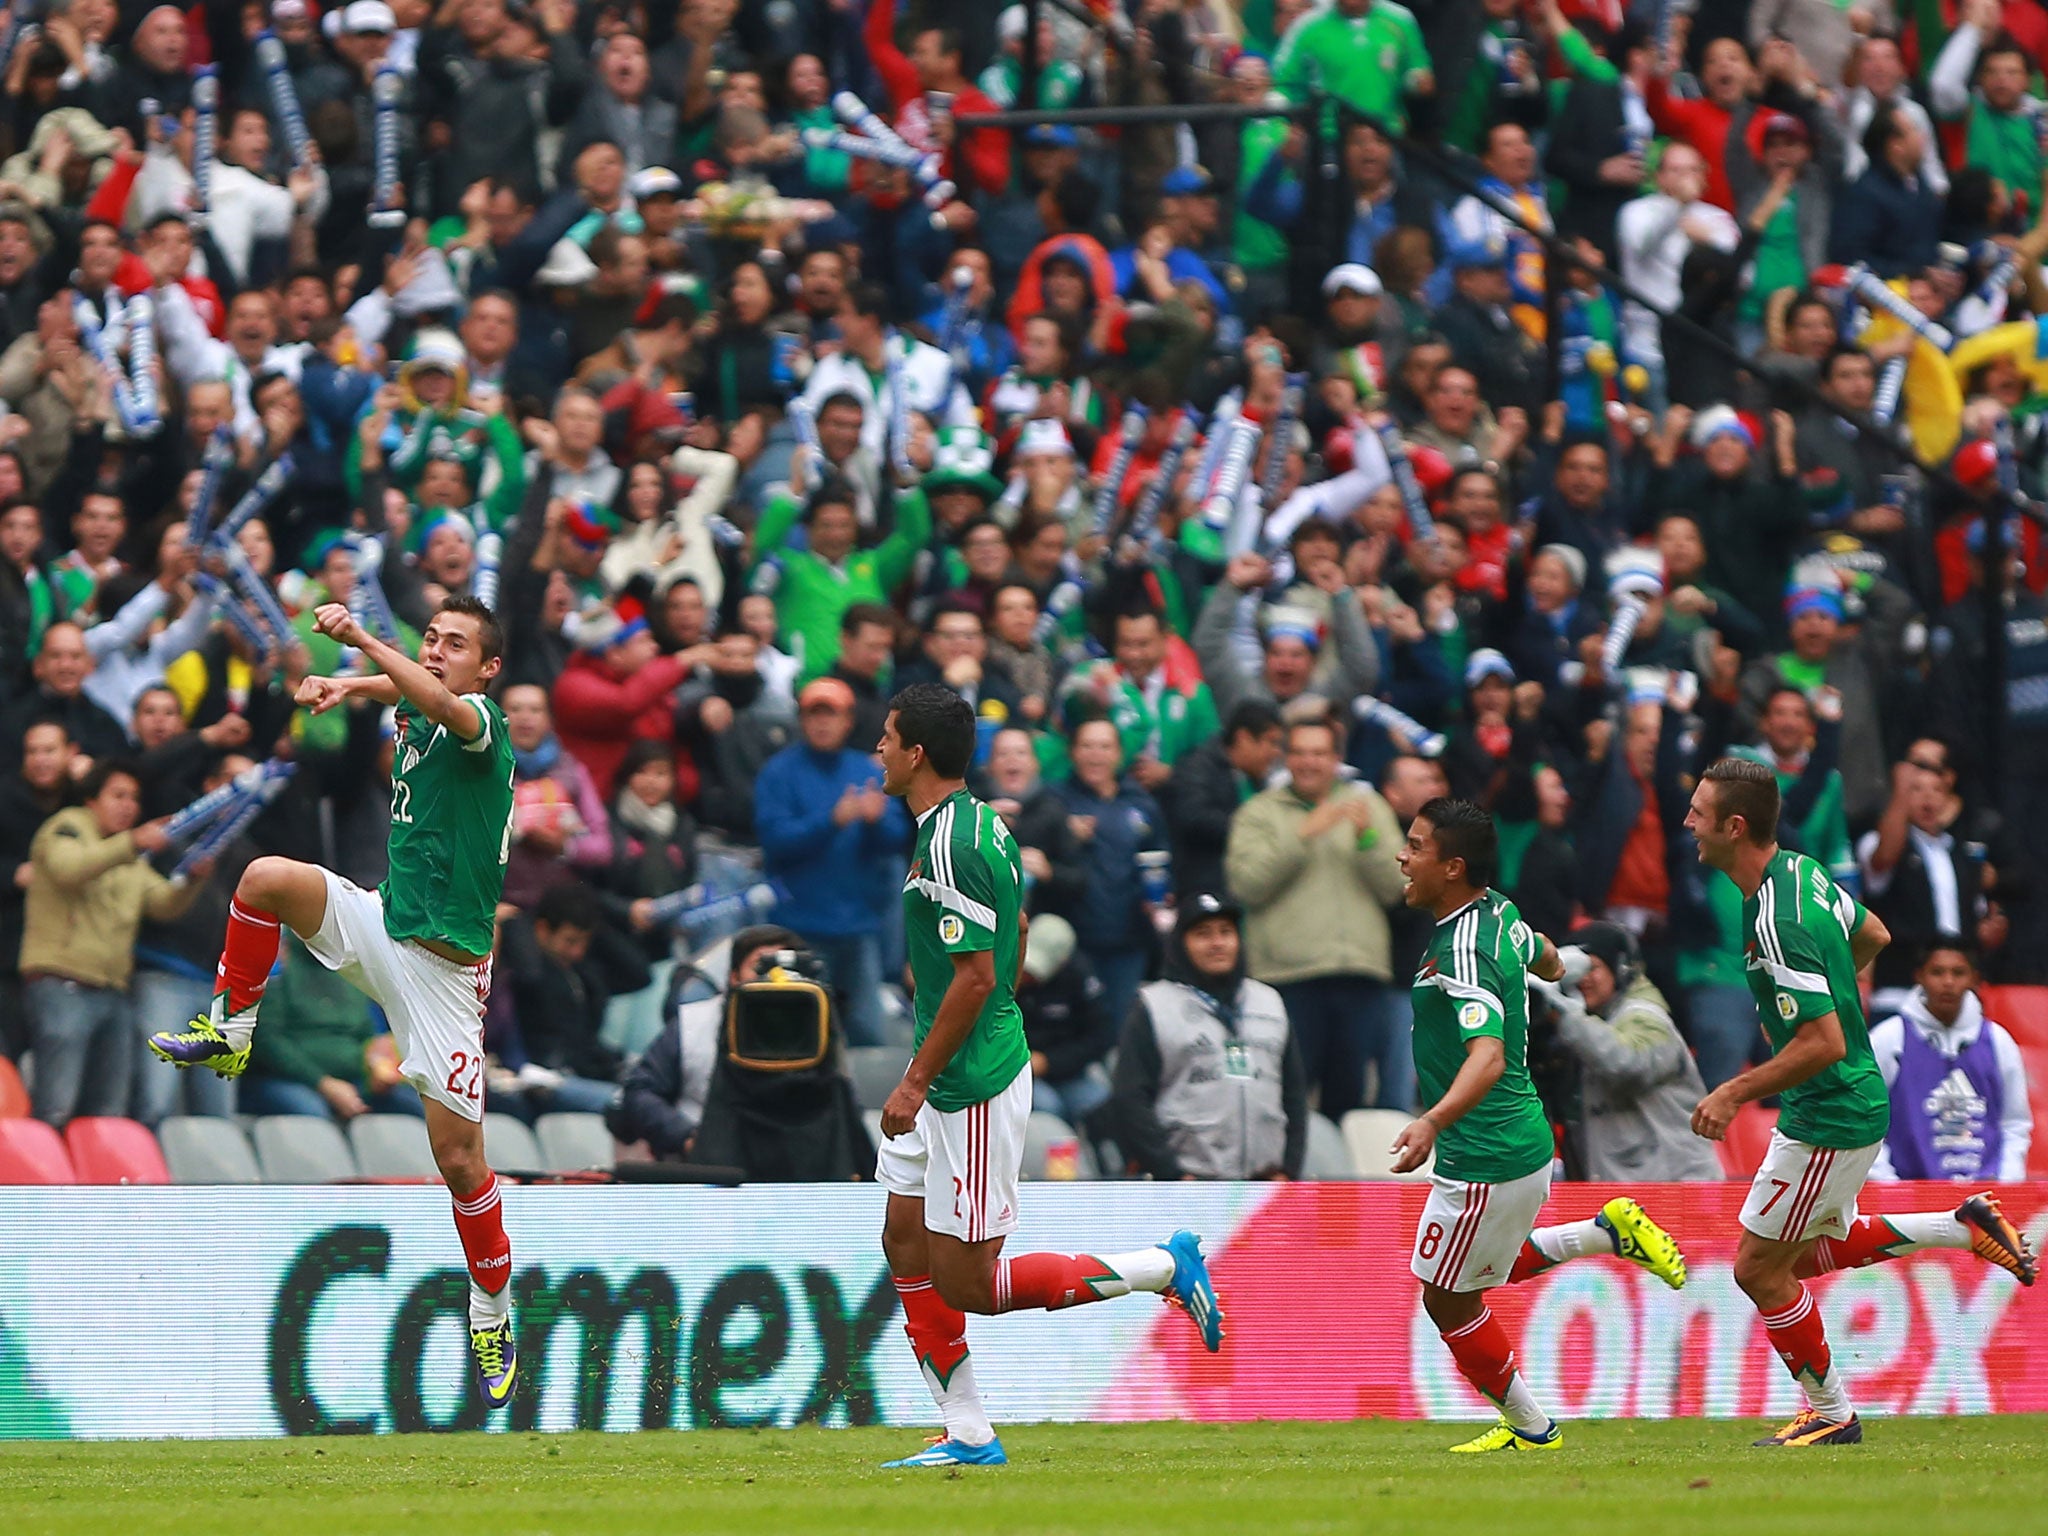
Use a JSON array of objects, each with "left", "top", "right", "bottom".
[{"left": 1531, "top": 923, "right": 1724, "bottom": 1183}]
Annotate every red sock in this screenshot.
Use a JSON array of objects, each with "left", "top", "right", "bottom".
[
  {"left": 450, "top": 1172, "right": 511, "bottom": 1295},
  {"left": 1440, "top": 1307, "right": 1518, "bottom": 1404},
  {"left": 1508, "top": 1239, "right": 1558, "bottom": 1284},
  {"left": 894, "top": 1274, "right": 968, "bottom": 1383},
  {"left": 1760, "top": 1284, "right": 1832, "bottom": 1384},
  {"left": 1797, "top": 1218, "right": 1903, "bottom": 1278},
  {"left": 217, "top": 899, "right": 282, "bottom": 1014},
  {"left": 994, "top": 1253, "right": 1116, "bottom": 1313}
]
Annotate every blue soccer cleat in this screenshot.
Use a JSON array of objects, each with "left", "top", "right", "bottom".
[
  {"left": 882, "top": 1435, "right": 1009, "bottom": 1468},
  {"left": 1161, "top": 1229, "right": 1225, "bottom": 1353},
  {"left": 470, "top": 1321, "right": 517, "bottom": 1408}
]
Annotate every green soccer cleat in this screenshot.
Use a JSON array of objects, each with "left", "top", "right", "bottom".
[
  {"left": 147, "top": 1001, "right": 252, "bottom": 1081},
  {"left": 1449, "top": 1418, "right": 1562, "bottom": 1453},
  {"left": 1598, "top": 1196, "right": 1688, "bottom": 1290},
  {"left": 470, "top": 1321, "right": 517, "bottom": 1408}
]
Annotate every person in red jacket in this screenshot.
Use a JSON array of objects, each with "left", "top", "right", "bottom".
[
  {"left": 549, "top": 599, "right": 692, "bottom": 802},
  {"left": 1649, "top": 35, "right": 1753, "bottom": 212},
  {"left": 863, "top": 0, "right": 1011, "bottom": 200}
]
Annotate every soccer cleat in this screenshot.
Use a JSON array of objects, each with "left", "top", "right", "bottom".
[
  {"left": 1160, "top": 1229, "right": 1225, "bottom": 1353},
  {"left": 1448, "top": 1418, "right": 1562, "bottom": 1453},
  {"left": 470, "top": 1321, "right": 517, "bottom": 1408},
  {"left": 881, "top": 1435, "right": 1009, "bottom": 1468},
  {"left": 1753, "top": 1410, "right": 1862, "bottom": 1447},
  {"left": 1958, "top": 1193, "right": 2037, "bottom": 1286},
  {"left": 147, "top": 999, "right": 252, "bottom": 1080},
  {"left": 1597, "top": 1196, "right": 1688, "bottom": 1291}
]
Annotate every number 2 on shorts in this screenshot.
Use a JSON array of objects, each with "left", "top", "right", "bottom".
[{"left": 444, "top": 1050, "right": 483, "bottom": 1103}]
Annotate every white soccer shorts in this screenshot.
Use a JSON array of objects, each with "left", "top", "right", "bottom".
[
  {"left": 306, "top": 869, "right": 494, "bottom": 1122},
  {"left": 1738, "top": 1129, "right": 1883, "bottom": 1244},
  {"left": 1410, "top": 1163, "right": 1553, "bottom": 1292},
  {"left": 875, "top": 1063, "right": 1031, "bottom": 1242}
]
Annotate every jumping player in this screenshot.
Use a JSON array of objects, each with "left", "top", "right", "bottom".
[
  {"left": 1395, "top": 798, "right": 1689, "bottom": 1453},
  {"left": 1685, "top": 757, "right": 2036, "bottom": 1449},
  {"left": 873, "top": 684, "right": 1223, "bottom": 1469},
  {"left": 149, "top": 597, "right": 522, "bottom": 1407}
]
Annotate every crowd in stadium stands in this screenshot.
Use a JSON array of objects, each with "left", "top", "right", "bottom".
[{"left": 0, "top": 0, "right": 2043, "bottom": 1184}]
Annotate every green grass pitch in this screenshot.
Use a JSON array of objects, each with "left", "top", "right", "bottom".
[{"left": 4, "top": 1417, "right": 2042, "bottom": 1536}]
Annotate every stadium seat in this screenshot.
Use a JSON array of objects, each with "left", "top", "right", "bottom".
[
  {"left": 64, "top": 1117, "right": 169, "bottom": 1185},
  {"left": 159, "top": 1116, "right": 262, "bottom": 1184},
  {"left": 1979, "top": 985, "right": 2048, "bottom": 1049},
  {"left": 252, "top": 1115, "right": 358, "bottom": 1183},
  {"left": 536, "top": 1112, "right": 616, "bottom": 1172},
  {"left": 1718, "top": 1102, "right": 1779, "bottom": 1179},
  {"left": 2018, "top": 1042, "right": 2048, "bottom": 1179},
  {"left": 1342, "top": 1108, "right": 1431, "bottom": 1180},
  {"left": 482, "top": 1113, "right": 544, "bottom": 1172},
  {"left": 0, "top": 1056, "right": 27, "bottom": 1118},
  {"left": 1300, "top": 1113, "right": 1354, "bottom": 1180},
  {"left": 0, "top": 1118, "right": 76, "bottom": 1183},
  {"left": 848, "top": 1046, "right": 913, "bottom": 1112},
  {"left": 1021, "top": 1110, "right": 1099, "bottom": 1180},
  {"left": 348, "top": 1114, "right": 441, "bottom": 1179}
]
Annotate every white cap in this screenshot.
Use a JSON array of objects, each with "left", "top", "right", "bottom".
[
  {"left": 998, "top": 5, "right": 1027, "bottom": 42},
  {"left": 535, "top": 236, "right": 599, "bottom": 288},
  {"left": 342, "top": 0, "right": 397, "bottom": 33},
  {"left": 1321, "top": 263, "right": 1382, "bottom": 299},
  {"left": 1016, "top": 418, "right": 1072, "bottom": 459},
  {"left": 271, "top": 0, "right": 309, "bottom": 20},
  {"left": 628, "top": 166, "right": 684, "bottom": 200}
]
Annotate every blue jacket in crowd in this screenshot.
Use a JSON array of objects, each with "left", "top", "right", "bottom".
[
  {"left": 754, "top": 742, "right": 910, "bottom": 939},
  {"left": 1054, "top": 776, "right": 1166, "bottom": 952}
]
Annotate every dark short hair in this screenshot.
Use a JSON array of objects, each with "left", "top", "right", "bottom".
[
  {"left": 1762, "top": 685, "right": 1813, "bottom": 718},
  {"left": 1820, "top": 344, "right": 1872, "bottom": 383},
  {"left": 434, "top": 594, "right": 503, "bottom": 663},
  {"left": 80, "top": 757, "right": 143, "bottom": 804},
  {"left": 535, "top": 881, "right": 601, "bottom": 933},
  {"left": 1701, "top": 756, "right": 1780, "bottom": 845},
  {"left": 1224, "top": 700, "right": 1282, "bottom": 743},
  {"left": 841, "top": 601, "right": 895, "bottom": 637},
  {"left": 817, "top": 390, "right": 865, "bottom": 420},
  {"left": 888, "top": 683, "right": 976, "bottom": 779},
  {"left": 805, "top": 477, "right": 858, "bottom": 519},
  {"left": 1418, "top": 796, "right": 1497, "bottom": 887},
  {"left": 923, "top": 598, "right": 982, "bottom": 636},
  {"left": 1916, "top": 935, "right": 1978, "bottom": 972},
  {"left": 1284, "top": 716, "right": 1341, "bottom": 754},
  {"left": 846, "top": 281, "right": 891, "bottom": 320}
]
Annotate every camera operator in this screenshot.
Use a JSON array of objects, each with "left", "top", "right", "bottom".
[
  {"left": 607, "top": 924, "right": 799, "bottom": 1160},
  {"left": 1531, "top": 923, "right": 1724, "bottom": 1183}
]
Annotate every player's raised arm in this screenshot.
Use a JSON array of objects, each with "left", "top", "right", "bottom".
[{"left": 310, "top": 601, "right": 485, "bottom": 741}]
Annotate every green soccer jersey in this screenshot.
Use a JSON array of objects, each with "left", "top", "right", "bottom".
[
  {"left": 380, "top": 694, "right": 515, "bottom": 959},
  {"left": 904, "top": 788, "right": 1030, "bottom": 1113},
  {"left": 1411, "top": 890, "right": 1554, "bottom": 1184},
  {"left": 1741, "top": 849, "right": 1889, "bottom": 1150}
]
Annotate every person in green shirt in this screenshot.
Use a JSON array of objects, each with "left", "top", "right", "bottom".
[
  {"left": 869, "top": 683, "right": 1222, "bottom": 1470},
  {"left": 1731, "top": 689, "right": 1854, "bottom": 891},
  {"left": 1394, "top": 796, "right": 1688, "bottom": 1454},
  {"left": 1930, "top": 15, "right": 2042, "bottom": 213},
  {"left": 750, "top": 473, "right": 931, "bottom": 682},
  {"left": 1274, "top": 0, "right": 1435, "bottom": 136},
  {"left": 1684, "top": 758, "right": 2036, "bottom": 1448},
  {"left": 979, "top": 6, "right": 1085, "bottom": 111}
]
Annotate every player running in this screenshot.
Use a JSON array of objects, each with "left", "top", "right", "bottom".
[
  {"left": 1685, "top": 757, "right": 2036, "bottom": 1449},
  {"left": 149, "top": 597, "right": 523, "bottom": 1407},
  {"left": 1395, "top": 798, "right": 1688, "bottom": 1454},
  {"left": 873, "top": 684, "right": 1223, "bottom": 1469}
]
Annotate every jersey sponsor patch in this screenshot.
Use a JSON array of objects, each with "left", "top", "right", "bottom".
[
  {"left": 1776, "top": 991, "right": 1798, "bottom": 1021},
  {"left": 1458, "top": 1000, "right": 1489, "bottom": 1032},
  {"left": 938, "top": 913, "right": 964, "bottom": 944}
]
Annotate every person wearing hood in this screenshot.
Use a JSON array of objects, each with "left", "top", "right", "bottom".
[
  {"left": 345, "top": 335, "right": 526, "bottom": 530},
  {"left": 1869, "top": 941, "right": 2031, "bottom": 1183},
  {"left": 1530, "top": 921, "right": 1724, "bottom": 1183},
  {"left": 1110, "top": 892, "right": 1306, "bottom": 1181},
  {"left": 753, "top": 676, "right": 908, "bottom": 1048},
  {"left": 550, "top": 595, "right": 691, "bottom": 801}
]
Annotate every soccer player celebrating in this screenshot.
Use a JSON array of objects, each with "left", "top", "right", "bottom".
[
  {"left": 1394, "top": 798, "right": 1688, "bottom": 1453},
  {"left": 873, "top": 684, "right": 1223, "bottom": 1469},
  {"left": 150, "top": 597, "right": 523, "bottom": 1407},
  {"left": 1685, "top": 758, "right": 2036, "bottom": 1449}
]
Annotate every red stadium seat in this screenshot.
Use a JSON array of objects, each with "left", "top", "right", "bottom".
[
  {"left": 1716, "top": 1102, "right": 1779, "bottom": 1179},
  {"left": 0, "top": 1118, "right": 76, "bottom": 1183},
  {"left": 64, "top": 1117, "right": 170, "bottom": 1185},
  {"left": 2016, "top": 1042, "right": 2048, "bottom": 1180},
  {"left": 1980, "top": 986, "right": 2048, "bottom": 1049},
  {"left": 0, "top": 1057, "right": 27, "bottom": 1118}
]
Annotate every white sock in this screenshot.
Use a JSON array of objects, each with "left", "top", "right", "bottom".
[
  {"left": 1889, "top": 1211, "right": 1970, "bottom": 1249},
  {"left": 1803, "top": 1357, "right": 1854, "bottom": 1423},
  {"left": 1530, "top": 1217, "right": 1612, "bottom": 1263},
  {"left": 1103, "top": 1247, "right": 1176, "bottom": 1295},
  {"left": 1501, "top": 1373, "right": 1553, "bottom": 1437},
  {"left": 469, "top": 1281, "right": 510, "bottom": 1330},
  {"left": 924, "top": 1352, "right": 995, "bottom": 1446}
]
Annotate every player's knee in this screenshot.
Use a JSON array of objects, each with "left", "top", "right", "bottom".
[
  {"left": 432, "top": 1128, "right": 489, "bottom": 1192},
  {"left": 1732, "top": 1248, "right": 1787, "bottom": 1304},
  {"left": 1421, "top": 1283, "right": 1478, "bottom": 1333},
  {"left": 239, "top": 856, "right": 293, "bottom": 905}
]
